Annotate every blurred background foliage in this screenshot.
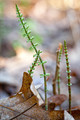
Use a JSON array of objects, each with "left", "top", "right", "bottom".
[
  {"left": 0, "top": 0, "right": 80, "bottom": 107},
  {"left": 0, "top": 0, "right": 80, "bottom": 56}
]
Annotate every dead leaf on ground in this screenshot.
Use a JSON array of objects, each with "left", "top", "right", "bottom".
[
  {"left": 0, "top": 72, "right": 80, "bottom": 120},
  {"left": 42, "top": 94, "right": 67, "bottom": 111},
  {"left": 71, "top": 105, "right": 80, "bottom": 110},
  {"left": 17, "top": 72, "right": 33, "bottom": 99},
  {"left": 48, "top": 94, "right": 67, "bottom": 106}
]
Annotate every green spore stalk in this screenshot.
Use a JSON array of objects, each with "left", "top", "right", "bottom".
[
  {"left": 64, "top": 40, "right": 72, "bottom": 114},
  {"left": 16, "top": 4, "right": 49, "bottom": 110}
]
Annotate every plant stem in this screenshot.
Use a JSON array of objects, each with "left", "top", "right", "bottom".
[
  {"left": 64, "top": 40, "right": 72, "bottom": 114},
  {"left": 57, "top": 68, "right": 60, "bottom": 95},
  {"left": 57, "top": 43, "right": 62, "bottom": 95},
  {"left": 16, "top": 5, "right": 48, "bottom": 110},
  {"left": 28, "top": 50, "right": 40, "bottom": 75},
  {"left": 53, "top": 50, "right": 59, "bottom": 95}
]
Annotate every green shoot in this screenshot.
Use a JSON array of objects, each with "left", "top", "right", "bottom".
[
  {"left": 57, "top": 43, "right": 63, "bottom": 95},
  {"left": 64, "top": 40, "right": 72, "bottom": 114},
  {"left": 16, "top": 4, "right": 50, "bottom": 110}
]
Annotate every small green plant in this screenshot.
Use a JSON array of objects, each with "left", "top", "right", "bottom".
[
  {"left": 16, "top": 4, "right": 72, "bottom": 114},
  {"left": 52, "top": 41, "right": 72, "bottom": 113},
  {"left": 53, "top": 43, "right": 62, "bottom": 95},
  {"left": 64, "top": 40, "right": 72, "bottom": 114},
  {"left": 57, "top": 43, "right": 62, "bottom": 95},
  {"left": 16, "top": 4, "right": 50, "bottom": 110}
]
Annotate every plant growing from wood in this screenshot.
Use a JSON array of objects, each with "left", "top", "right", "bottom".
[
  {"left": 16, "top": 4, "right": 50, "bottom": 110},
  {"left": 64, "top": 40, "right": 72, "bottom": 114}
]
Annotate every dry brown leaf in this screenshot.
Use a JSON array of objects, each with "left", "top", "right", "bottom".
[
  {"left": 48, "top": 94, "right": 67, "bottom": 105},
  {"left": 0, "top": 72, "right": 38, "bottom": 119},
  {"left": 0, "top": 72, "right": 80, "bottom": 120},
  {"left": 41, "top": 94, "right": 67, "bottom": 111},
  {"left": 17, "top": 72, "right": 33, "bottom": 99},
  {"left": 48, "top": 94, "right": 67, "bottom": 111},
  {"left": 70, "top": 110, "right": 80, "bottom": 120},
  {"left": 71, "top": 105, "right": 80, "bottom": 110}
]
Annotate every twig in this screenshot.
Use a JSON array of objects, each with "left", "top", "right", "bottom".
[{"left": 53, "top": 49, "right": 59, "bottom": 95}]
